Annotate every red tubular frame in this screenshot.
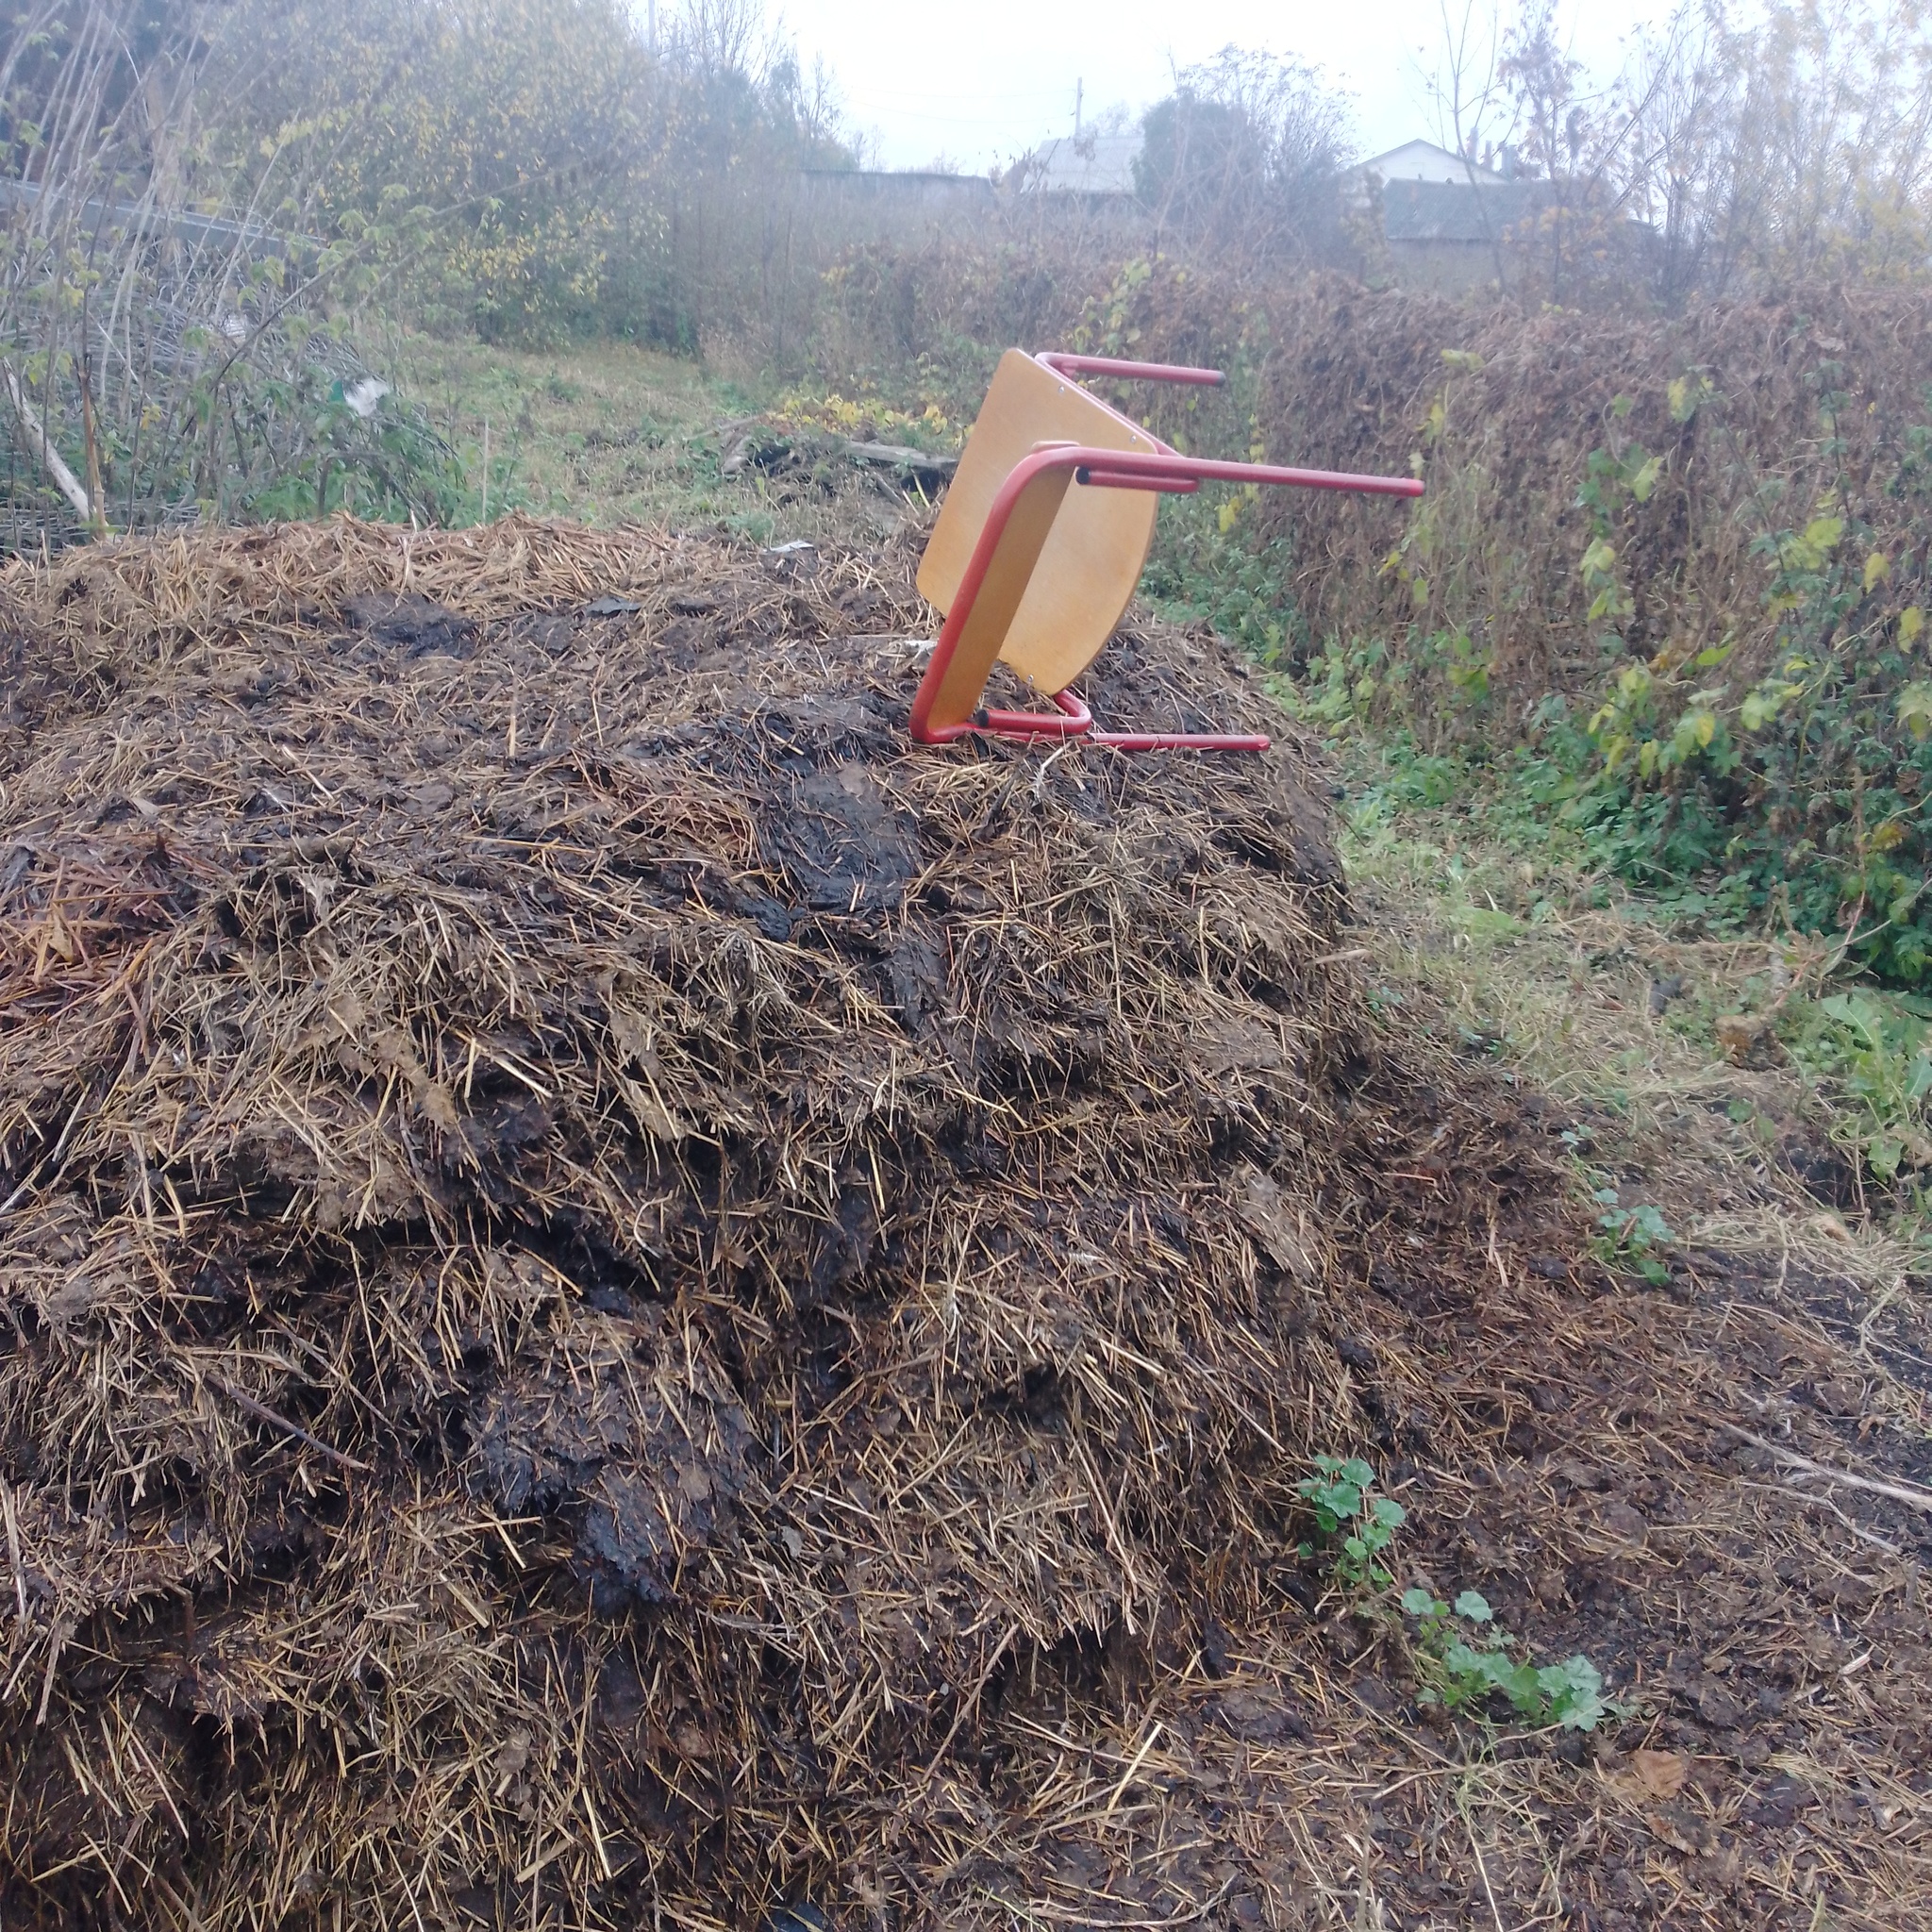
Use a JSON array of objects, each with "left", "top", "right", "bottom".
[
  {"left": 1037, "top": 352, "right": 1227, "bottom": 387},
  {"left": 910, "top": 353, "right": 1424, "bottom": 753}
]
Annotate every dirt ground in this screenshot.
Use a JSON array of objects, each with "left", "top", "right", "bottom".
[
  {"left": 0, "top": 519, "right": 1926, "bottom": 1931},
  {"left": 903, "top": 961, "right": 1932, "bottom": 1931}
]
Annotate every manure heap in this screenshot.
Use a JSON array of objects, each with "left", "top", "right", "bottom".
[{"left": 0, "top": 521, "right": 1548, "bottom": 1929}]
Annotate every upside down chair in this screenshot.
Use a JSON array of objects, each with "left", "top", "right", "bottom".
[{"left": 909, "top": 349, "right": 1424, "bottom": 753}]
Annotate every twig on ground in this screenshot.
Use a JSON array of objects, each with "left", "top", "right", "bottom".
[{"left": 1719, "top": 1423, "right": 1932, "bottom": 1515}]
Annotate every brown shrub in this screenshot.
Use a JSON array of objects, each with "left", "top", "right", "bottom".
[{"left": 1245, "top": 276, "right": 1932, "bottom": 716}]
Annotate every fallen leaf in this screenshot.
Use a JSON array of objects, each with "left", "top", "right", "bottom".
[
  {"left": 1604, "top": 1747, "right": 1689, "bottom": 1804},
  {"left": 1645, "top": 1798, "right": 1713, "bottom": 1854},
  {"left": 1714, "top": 1012, "right": 1767, "bottom": 1065}
]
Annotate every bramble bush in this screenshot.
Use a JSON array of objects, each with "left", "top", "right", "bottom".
[
  {"left": 1253, "top": 282, "right": 1932, "bottom": 991},
  {"left": 1400, "top": 1588, "right": 1618, "bottom": 1732},
  {"left": 1295, "top": 1455, "right": 1621, "bottom": 1733}
]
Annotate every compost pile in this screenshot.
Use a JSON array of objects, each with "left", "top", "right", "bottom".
[{"left": 0, "top": 520, "right": 1551, "bottom": 1929}]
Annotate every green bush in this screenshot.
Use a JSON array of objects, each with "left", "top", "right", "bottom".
[{"left": 1265, "top": 317, "right": 1932, "bottom": 990}]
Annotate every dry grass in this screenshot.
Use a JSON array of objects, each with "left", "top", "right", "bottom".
[{"left": 0, "top": 519, "right": 1926, "bottom": 1931}]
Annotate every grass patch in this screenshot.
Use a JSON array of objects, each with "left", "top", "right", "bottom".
[
  {"left": 1330, "top": 733, "right": 1932, "bottom": 1288},
  {"left": 371, "top": 330, "right": 924, "bottom": 543}
]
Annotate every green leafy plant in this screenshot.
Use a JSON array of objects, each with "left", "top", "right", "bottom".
[
  {"left": 1593, "top": 1193, "right": 1675, "bottom": 1284},
  {"left": 1401, "top": 1588, "right": 1619, "bottom": 1731},
  {"left": 1141, "top": 341, "right": 1304, "bottom": 667},
  {"left": 1283, "top": 356, "right": 1932, "bottom": 992},
  {"left": 239, "top": 371, "right": 473, "bottom": 525},
  {"left": 1142, "top": 507, "right": 1301, "bottom": 663},
  {"left": 1296, "top": 1456, "right": 1624, "bottom": 1734},
  {"left": 1296, "top": 1454, "right": 1406, "bottom": 1591},
  {"left": 1557, "top": 368, "right": 1932, "bottom": 988},
  {"left": 1784, "top": 988, "right": 1932, "bottom": 1181},
  {"left": 1572, "top": 408, "right": 1663, "bottom": 637}
]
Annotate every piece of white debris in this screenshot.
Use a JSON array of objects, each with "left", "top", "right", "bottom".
[{"left": 342, "top": 376, "right": 391, "bottom": 419}]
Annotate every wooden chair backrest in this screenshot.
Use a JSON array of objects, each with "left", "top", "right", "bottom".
[{"left": 916, "top": 350, "right": 1160, "bottom": 697}]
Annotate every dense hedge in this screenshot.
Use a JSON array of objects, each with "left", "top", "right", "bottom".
[{"left": 1228, "top": 278, "right": 1932, "bottom": 980}]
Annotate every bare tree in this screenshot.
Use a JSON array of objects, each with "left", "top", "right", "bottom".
[
  {"left": 666, "top": 0, "right": 780, "bottom": 89},
  {"left": 1136, "top": 47, "right": 1353, "bottom": 268},
  {"left": 1415, "top": 0, "right": 1932, "bottom": 308}
]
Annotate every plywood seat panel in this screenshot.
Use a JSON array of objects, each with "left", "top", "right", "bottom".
[{"left": 915, "top": 350, "right": 1158, "bottom": 697}]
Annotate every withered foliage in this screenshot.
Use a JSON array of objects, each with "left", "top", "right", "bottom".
[
  {"left": 1248, "top": 275, "right": 1932, "bottom": 708},
  {"left": 0, "top": 517, "right": 1541, "bottom": 1927}
]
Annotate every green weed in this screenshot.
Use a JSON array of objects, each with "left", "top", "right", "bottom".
[
  {"left": 1142, "top": 491, "right": 1302, "bottom": 663},
  {"left": 771, "top": 389, "right": 958, "bottom": 451},
  {"left": 1783, "top": 988, "right": 1932, "bottom": 1182},
  {"left": 1557, "top": 370, "right": 1932, "bottom": 987},
  {"left": 1267, "top": 367, "right": 1932, "bottom": 991},
  {"left": 1400, "top": 1589, "right": 1620, "bottom": 1731},
  {"left": 1295, "top": 1455, "right": 1405, "bottom": 1592},
  {"left": 1297, "top": 1455, "right": 1623, "bottom": 1734},
  {"left": 1592, "top": 1193, "right": 1676, "bottom": 1285},
  {"left": 235, "top": 369, "right": 471, "bottom": 526}
]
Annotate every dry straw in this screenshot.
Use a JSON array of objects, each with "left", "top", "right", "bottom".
[{"left": 0, "top": 518, "right": 1924, "bottom": 1930}]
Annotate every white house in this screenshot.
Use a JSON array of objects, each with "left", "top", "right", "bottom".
[
  {"left": 1008, "top": 131, "right": 1143, "bottom": 200},
  {"left": 1354, "top": 140, "right": 1507, "bottom": 188}
]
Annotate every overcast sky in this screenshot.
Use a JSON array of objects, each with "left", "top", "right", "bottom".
[{"left": 778, "top": 0, "right": 1680, "bottom": 174}]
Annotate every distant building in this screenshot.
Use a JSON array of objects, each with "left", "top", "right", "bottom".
[
  {"left": 1005, "top": 130, "right": 1143, "bottom": 203},
  {"left": 1345, "top": 138, "right": 1555, "bottom": 294},
  {"left": 1354, "top": 139, "right": 1507, "bottom": 188}
]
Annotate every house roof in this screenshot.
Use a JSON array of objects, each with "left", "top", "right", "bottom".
[
  {"left": 1014, "top": 130, "right": 1142, "bottom": 197},
  {"left": 1357, "top": 139, "right": 1505, "bottom": 187}
]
